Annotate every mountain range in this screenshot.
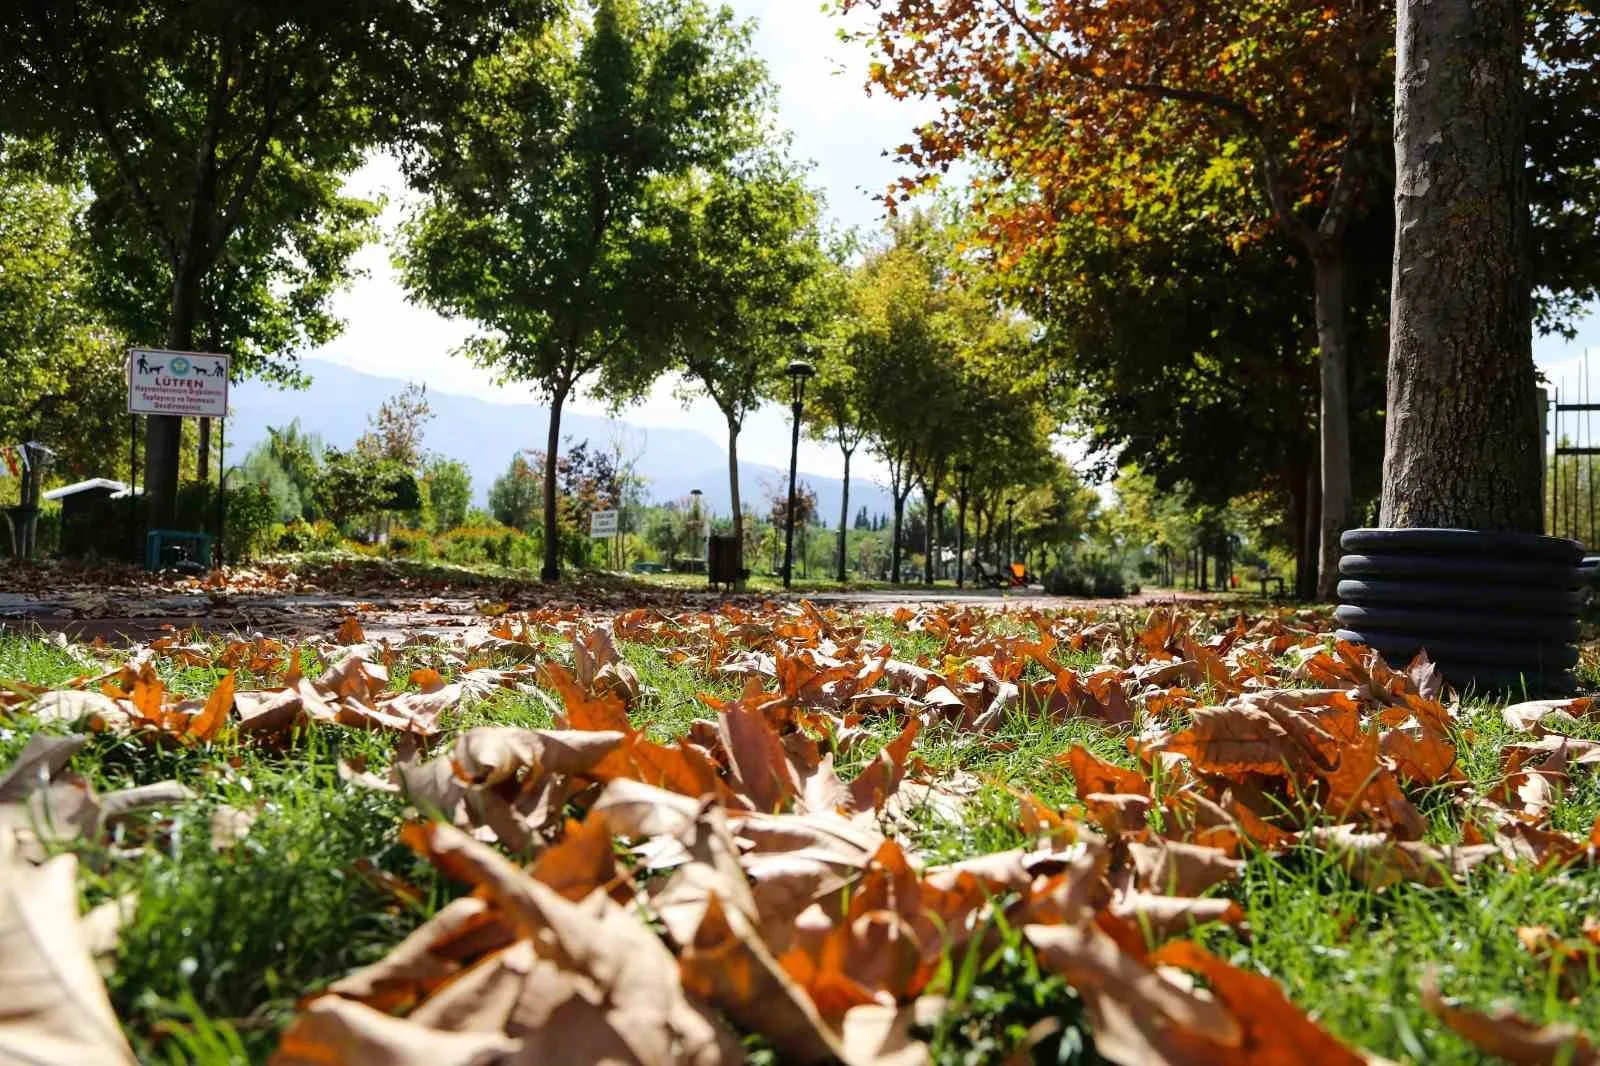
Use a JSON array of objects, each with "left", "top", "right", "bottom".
[{"left": 227, "top": 359, "right": 895, "bottom": 521}]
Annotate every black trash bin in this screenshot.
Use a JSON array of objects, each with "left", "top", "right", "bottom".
[
  {"left": 708, "top": 534, "right": 742, "bottom": 591},
  {"left": 1336, "top": 527, "right": 1583, "bottom": 694}
]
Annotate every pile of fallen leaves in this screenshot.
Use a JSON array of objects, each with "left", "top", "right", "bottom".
[{"left": 2, "top": 601, "right": 1598, "bottom": 1064}]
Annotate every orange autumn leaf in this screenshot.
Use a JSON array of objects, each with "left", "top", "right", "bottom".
[
  {"left": 1148, "top": 940, "right": 1367, "bottom": 1064},
  {"left": 1421, "top": 972, "right": 1599, "bottom": 1065},
  {"left": 335, "top": 615, "right": 366, "bottom": 646},
  {"left": 1059, "top": 745, "right": 1149, "bottom": 797}
]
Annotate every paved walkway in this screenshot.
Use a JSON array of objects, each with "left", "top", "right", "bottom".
[{"left": 0, "top": 572, "right": 1230, "bottom": 645}]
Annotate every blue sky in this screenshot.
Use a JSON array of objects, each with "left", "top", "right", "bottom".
[{"left": 301, "top": 0, "right": 1599, "bottom": 484}]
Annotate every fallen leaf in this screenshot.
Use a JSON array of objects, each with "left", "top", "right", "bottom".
[
  {"left": 272, "top": 995, "right": 520, "bottom": 1065},
  {"left": 1421, "top": 971, "right": 1599, "bottom": 1065},
  {"left": 0, "top": 832, "right": 138, "bottom": 1064}
]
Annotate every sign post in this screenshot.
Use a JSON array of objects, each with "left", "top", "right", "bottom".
[
  {"left": 128, "top": 349, "right": 230, "bottom": 419},
  {"left": 128, "top": 348, "right": 231, "bottom": 566},
  {"left": 590, "top": 510, "right": 618, "bottom": 569}
]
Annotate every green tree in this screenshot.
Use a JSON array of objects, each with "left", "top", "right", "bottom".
[
  {"left": 802, "top": 244, "right": 867, "bottom": 583},
  {"left": 357, "top": 383, "right": 433, "bottom": 469},
  {"left": 644, "top": 502, "right": 688, "bottom": 569},
  {"left": 236, "top": 445, "right": 303, "bottom": 523},
  {"left": 264, "top": 420, "right": 326, "bottom": 521},
  {"left": 0, "top": 0, "right": 545, "bottom": 528},
  {"left": 850, "top": 215, "right": 974, "bottom": 582},
  {"left": 396, "top": 0, "right": 767, "bottom": 580},
  {"left": 314, "top": 448, "right": 419, "bottom": 534},
  {"left": 655, "top": 152, "right": 827, "bottom": 557},
  {"left": 488, "top": 454, "right": 542, "bottom": 533},
  {"left": 0, "top": 160, "right": 127, "bottom": 508},
  {"left": 421, "top": 457, "right": 473, "bottom": 533}
]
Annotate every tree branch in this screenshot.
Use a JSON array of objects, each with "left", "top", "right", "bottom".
[{"left": 66, "top": 6, "right": 178, "bottom": 266}]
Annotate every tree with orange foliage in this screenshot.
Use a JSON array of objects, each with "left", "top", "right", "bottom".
[{"left": 843, "top": 0, "right": 1390, "bottom": 598}]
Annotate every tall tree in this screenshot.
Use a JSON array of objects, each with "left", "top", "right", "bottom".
[
  {"left": 806, "top": 266, "right": 870, "bottom": 584},
  {"left": 655, "top": 153, "right": 827, "bottom": 560},
  {"left": 489, "top": 453, "right": 542, "bottom": 533},
  {"left": 421, "top": 457, "right": 473, "bottom": 533},
  {"left": 357, "top": 383, "right": 433, "bottom": 469},
  {"left": 849, "top": 215, "right": 961, "bottom": 582},
  {"left": 85, "top": 159, "right": 379, "bottom": 477},
  {"left": 1381, "top": 0, "right": 1539, "bottom": 528},
  {"left": 0, "top": 160, "right": 126, "bottom": 501},
  {"left": 397, "top": 0, "right": 767, "bottom": 580},
  {"left": 0, "top": 0, "right": 540, "bottom": 528},
  {"left": 847, "top": 0, "right": 1390, "bottom": 597}
]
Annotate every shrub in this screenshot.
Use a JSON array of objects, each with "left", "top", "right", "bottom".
[{"left": 1044, "top": 556, "right": 1131, "bottom": 599}]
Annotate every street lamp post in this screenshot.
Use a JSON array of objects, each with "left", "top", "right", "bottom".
[
  {"left": 782, "top": 357, "right": 814, "bottom": 590},
  {"left": 689, "top": 488, "right": 704, "bottom": 574},
  {"left": 955, "top": 463, "right": 971, "bottom": 588},
  {"left": 1005, "top": 496, "right": 1016, "bottom": 580}
]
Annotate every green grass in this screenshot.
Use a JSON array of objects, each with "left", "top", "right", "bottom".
[{"left": 2, "top": 610, "right": 1599, "bottom": 1063}]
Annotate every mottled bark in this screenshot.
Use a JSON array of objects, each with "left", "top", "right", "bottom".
[
  {"left": 835, "top": 447, "right": 850, "bottom": 584},
  {"left": 143, "top": 271, "right": 200, "bottom": 531},
  {"left": 890, "top": 493, "right": 906, "bottom": 585},
  {"left": 726, "top": 417, "right": 743, "bottom": 560},
  {"left": 1313, "top": 253, "right": 1352, "bottom": 599},
  {"left": 540, "top": 384, "right": 568, "bottom": 581},
  {"left": 1297, "top": 454, "right": 1322, "bottom": 601},
  {"left": 1381, "top": 0, "right": 1540, "bottom": 530}
]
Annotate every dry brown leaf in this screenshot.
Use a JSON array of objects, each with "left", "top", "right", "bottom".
[
  {"left": 838, "top": 999, "right": 943, "bottom": 1066},
  {"left": 1126, "top": 840, "right": 1243, "bottom": 896},
  {"left": 651, "top": 801, "right": 759, "bottom": 948},
  {"left": 845, "top": 717, "right": 921, "bottom": 813},
  {"left": 1502, "top": 697, "right": 1595, "bottom": 734},
  {"left": 1024, "top": 921, "right": 1242, "bottom": 1058},
  {"left": 401, "top": 821, "right": 738, "bottom": 1065},
  {"left": 0, "top": 832, "right": 138, "bottom": 1064},
  {"left": 681, "top": 892, "right": 846, "bottom": 1064},
  {"left": 0, "top": 733, "right": 86, "bottom": 802},
  {"left": 1148, "top": 939, "right": 1368, "bottom": 1064},
  {"left": 188, "top": 670, "right": 235, "bottom": 741},
  {"left": 528, "top": 810, "right": 621, "bottom": 902},
  {"left": 1310, "top": 826, "right": 1501, "bottom": 889},
  {"left": 1421, "top": 972, "right": 1599, "bottom": 1065},
  {"left": 717, "top": 678, "right": 799, "bottom": 813},
  {"left": 29, "top": 690, "right": 128, "bottom": 732},
  {"left": 272, "top": 995, "right": 519, "bottom": 1065},
  {"left": 327, "top": 896, "right": 512, "bottom": 1014},
  {"left": 81, "top": 891, "right": 138, "bottom": 966},
  {"left": 335, "top": 615, "right": 367, "bottom": 646},
  {"left": 451, "top": 727, "right": 626, "bottom": 788},
  {"left": 1060, "top": 745, "right": 1149, "bottom": 798}
]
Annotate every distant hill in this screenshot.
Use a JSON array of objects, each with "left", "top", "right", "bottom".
[{"left": 227, "top": 359, "right": 894, "bottom": 521}]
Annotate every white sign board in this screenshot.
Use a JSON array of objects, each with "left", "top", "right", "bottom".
[
  {"left": 128, "top": 348, "right": 230, "bottom": 418},
  {"left": 589, "top": 510, "right": 619, "bottom": 537}
]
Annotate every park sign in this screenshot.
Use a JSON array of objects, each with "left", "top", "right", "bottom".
[
  {"left": 589, "top": 510, "right": 619, "bottom": 537},
  {"left": 128, "top": 348, "right": 230, "bottom": 418}
]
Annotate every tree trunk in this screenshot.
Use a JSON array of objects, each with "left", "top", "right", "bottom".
[
  {"left": 922, "top": 486, "right": 937, "bottom": 586},
  {"left": 540, "top": 385, "right": 568, "bottom": 582},
  {"left": 1381, "top": 0, "right": 1539, "bottom": 530},
  {"left": 1312, "top": 251, "right": 1352, "bottom": 600},
  {"left": 836, "top": 447, "right": 851, "bottom": 584},
  {"left": 198, "top": 417, "right": 211, "bottom": 482},
  {"left": 145, "top": 269, "right": 201, "bottom": 530},
  {"left": 891, "top": 493, "right": 905, "bottom": 584},
  {"left": 727, "top": 417, "right": 743, "bottom": 569}
]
